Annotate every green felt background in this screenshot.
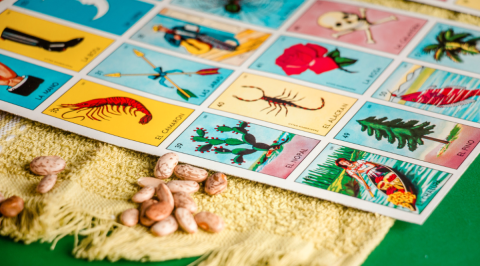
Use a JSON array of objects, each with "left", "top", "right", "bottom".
[{"left": 3, "top": 154, "right": 479, "bottom": 265}]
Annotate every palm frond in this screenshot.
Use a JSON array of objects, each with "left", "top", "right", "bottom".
[
  {"left": 422, "top": 44, "right": 440, "bottom": 53},
  {"left": 444, "top": 29, "right": 453, "bottom": 41},
  {"left": 446, "top": 50, "right": 462, "bottom": 63},
  {"left": 436, "top": 31, "right": 446, "bottom": 43},
  {"left": 434, "top": 47, "right": 445, "bottom": 61},
  {"left": 448, "top": 32, "right": 471, "bottom": 41}
]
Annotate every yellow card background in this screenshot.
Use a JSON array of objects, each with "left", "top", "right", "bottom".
[
  {"left": 210, "top": 73, "right": 357, "bottom": 136},
  {"left": 456, "top": 0, "right": 480, "bottom": 10},
  {"left": 0, "top": 10, "right": 113, "bottom": 71},
  {"left": 44, "top": 80, "right": 193, "bottom": 146}
]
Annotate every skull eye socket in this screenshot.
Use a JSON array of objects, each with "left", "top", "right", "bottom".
[
  {"left": 343, "top": 15, "right": 349, "bottom": 19},
  {"left": 336, "top": 22, "right": 342, "bottom": 27}
]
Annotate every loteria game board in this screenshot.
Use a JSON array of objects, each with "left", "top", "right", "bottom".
[{"left": 2, "top": 0, "right": 480, "bottom": 224}]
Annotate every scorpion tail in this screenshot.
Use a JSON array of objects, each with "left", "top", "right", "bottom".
[{"left": 241, "top": 86, "right": 266, "bottom": 97}]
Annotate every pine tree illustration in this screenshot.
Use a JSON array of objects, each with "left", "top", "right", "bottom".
[{"left": 356, "top": 117, "right": 449, "bottom": 152}]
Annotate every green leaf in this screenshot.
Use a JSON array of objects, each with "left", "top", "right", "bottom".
[
  {"left": 434, "top": 47, "right": 445, "bottom": 61},
  {"left": 196, "top": 129, "right": 205, "bottom": 137},
  {"left": 422, "top": 44, "right": 440, "bottom": 53},
  {"left": 192, "top": 136, "right": 208, "bottom": 142},
  {"left": 436, "top": 31, "right": 446, "bottom": 43},
  {"left": 449, "top": 32, "right": 471, "bottom": 41},
  {"left": 326, "top": 49, "right": 340, "bottom": 58},
  {"left": 446, "top": 50, "right": 462, "bottom": 63},
  {"left": 225, "top": 138, "right": 245, "bottom": 145},
  {"left": 444, "top": 29, "right": 453, "bottom": 41},
  {"left": 335, "top": 57, "right": 357, "bottom": 67}
]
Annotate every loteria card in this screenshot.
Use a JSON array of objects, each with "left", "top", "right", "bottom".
[
  {"left": 373, "top": 62, "right": 480, "bottom": 123},
  {"left": 167, "top": 113, "right": 320, "bottom": 179},
  {"left": 43, "top": 80, "right": 193, "bottom": 146},
  {"left": 0, "top": 54, "right": 71, "bottom": 110},
  {"left": 209, "top": 73, "right": 357, "bottom": 135},
  {"left": 335, "top": 102, "right": 480, "bottom": 169},
  {"left": 14, "top": 0, "right": 153, "bottom": 35},
  {"left": 88, "top": 43, "right": 233, "bottom": 105},
  {"left": 288, "top": 0, "right": 427, "bottom": 54},
  {"left": 408, "top": 23, "right": 480, "bottom": 75},
  {"left": 249, "top": 35, "right": 392, "bottom": 94},
  {"left": 0, "top": 10, "right": 113, "bottom": 71},
  {"left": 130, "top": 8, "right": 270, "bottom": 66},
  {"left": 296, "top": 144, "right": 451, "bottom": 214},
  {"left": 169, "top": 0, "right": 306, "bottom": 29}
]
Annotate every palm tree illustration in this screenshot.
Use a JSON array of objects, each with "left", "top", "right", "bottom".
[
  {"left": 422, "top": 28, "right": 480, "bottom": 63},
  {"left": 356, "top": 117, "right": 449, "bottom": 152}
]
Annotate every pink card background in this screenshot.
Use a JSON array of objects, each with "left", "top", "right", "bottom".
[{"left": 288, "top": 1, "right": 427, "bottom": 54}]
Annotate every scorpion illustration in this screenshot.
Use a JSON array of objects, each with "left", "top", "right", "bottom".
[{"left": 233, "top": 86, "right": 325, "bottom": 116}]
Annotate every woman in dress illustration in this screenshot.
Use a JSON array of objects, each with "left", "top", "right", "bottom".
[{"left": 335, "top": 158, "right": 417, "bottom": 211}]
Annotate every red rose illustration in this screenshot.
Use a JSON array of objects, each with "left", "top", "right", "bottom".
[{"left": 275, "top": 43, "right": 357, "bottom": 76}]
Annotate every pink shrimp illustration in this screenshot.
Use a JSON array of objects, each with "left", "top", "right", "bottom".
[{"left": 60, "top": 97, "right": 152, "bottom": 124}]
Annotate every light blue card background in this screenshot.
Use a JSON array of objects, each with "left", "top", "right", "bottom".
[
  {"left": 131, "top": 14, "right": 235, "bottom": 55},
  {"left": 88, "top": 43, "right": 233, "bottom": 105},
  {"left": 296, "top": 143, "right": 451, "bottom": 213},
  {"left": 408, "top": 23, "right": 480, "bottom": 74},
  {"left": 373, "top": 62, "right": 480, "bottom": 123},
  {"left": 167, "top": 113, "right": 290, "bottom": 171},
  {"left": 170, "top": 0, "right": 306, "bottom": 29},
  {"left": 249, "top": 36, "right": 393, "bottom": 94},
  {"left": 0, "top": 54, "right": 71, "bottom": 110},
  {"left": 335, "top": 102, "right": 459, "bottom": 161},
  {"left": 14, "top": 0, "right": 153, "bottom": 35}
]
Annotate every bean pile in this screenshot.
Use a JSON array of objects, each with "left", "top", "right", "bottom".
[{"left": 120, "top": 152, "right": 226, "bottom": 236}]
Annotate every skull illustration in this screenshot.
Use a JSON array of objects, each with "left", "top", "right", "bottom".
[{"left": 317, "top": 11, "right": 360, "bottom": 32}]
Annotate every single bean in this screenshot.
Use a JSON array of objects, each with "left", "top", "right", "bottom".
[
  {"left": 151, "top": 215, "right": 178, "bottom": 237},
  {"left": 132, "top": 186, "right": 155, "bottom": 203},
  {"left": 173, "top": 192, "right": 197, "bottom": 213},
  {"left": 154, "top": 153, "right": 178, "bottom": 179},
  {"left": 167, "top": 180, "right": 199, "bottom": 194},
  {"left": 156, "top": 183, "right": 174, "bottom": 206},
  {"left": 120, "top": 208, "right": 139, "bottom": 227},
  {"left": 194, "top": 212, "right": 225, "bottom": 233},
  {"left": 205, "top": 173, "right": 228, "bottom": 195},
  {"left": 137, "top": 177, "right": 164, "bottom": 188},
  {"left": 175, "top": 207, "right": 197, "bottom": 234},
  {"left": 145, "top": 200, "right": 174, "bottom": 222},
  {"left": 174, "top": 164, "right": 208, "bottom": 182},
  {"left": 0, "top": 196, "right": 24, "bottom": 217},
  {"left": 30, "top": 156, "right": 65, "bottom": 175},
  {"left": 139, "top": 199, "right": 157, "bottom": 227},
  {"left": 36, "top": 174, "right": 57, "bottom": 194}
]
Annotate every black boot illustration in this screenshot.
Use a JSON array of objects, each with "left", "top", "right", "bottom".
[{"left": 1, "top": 28, "right": 83, "bottom": 52}]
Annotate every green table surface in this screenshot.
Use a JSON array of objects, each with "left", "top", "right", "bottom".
[{"left": 3, "top": 154, "right": 480, "bottom": 266}]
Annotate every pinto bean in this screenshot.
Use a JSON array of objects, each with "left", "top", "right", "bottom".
[
  {"left": 166, "top": 180, "right": 199, "bottom": 194},
  {"left": 0, "top": 196, "right": 24, "bottom": 217},
  {"left": 120, "top": 208, "right": 139, "bottom": 227},
  {"left": 36, "top": 174, "right": 57, "bottom": 194},
  {"left": 132, "top": 186, "right": 155, "bottom": 203},
  {"left": 30, "top": 156, "right": 65, "bottom": 175},
  {"left": 139, "top": 199, "right": 157, "bottom": 227},
  {"left": 173, "top": 192, "right": 197, "bottom": 213},
  {"left": 145, "top": 200, "right": 174, "bottom": 222},
  {"left": 175, "top": 207, "right": 197, "bottom": 234},
  {"left": 174, "top": 164, "right": 208, "bottom": 182},
  {"left": 205, "top": 173, "right": 228, "bottom": 195},
  {"left": 151, "top": 215, "right": 178, "bottom": 237},
  {"left": 156, "top": 183, "right": 174, "bottom": 206},
  {"left": 194, "top": 212, "right": 225, "bottom": 233},
  {"left": 137, "top": 177, "right": 164, "bottom": 188},
  {"left": 154, "top": 153, "right": 178, "bottom": 179}
]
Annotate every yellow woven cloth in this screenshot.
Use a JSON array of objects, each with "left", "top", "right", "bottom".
[
  {"left": 1, "top": 1, "right": 478, "bottom": 265},
  {"left": 0, "top": 112, "right": 393, "bottom": 266}
]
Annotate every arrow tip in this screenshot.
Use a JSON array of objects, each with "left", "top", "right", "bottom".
[{"left": 133, "top": 49, "right": 144, "bottom": 57}]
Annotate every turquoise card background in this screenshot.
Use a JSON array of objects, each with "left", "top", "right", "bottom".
[{"left": 14, "top": 0, "right": 153, "bottom": 35}]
